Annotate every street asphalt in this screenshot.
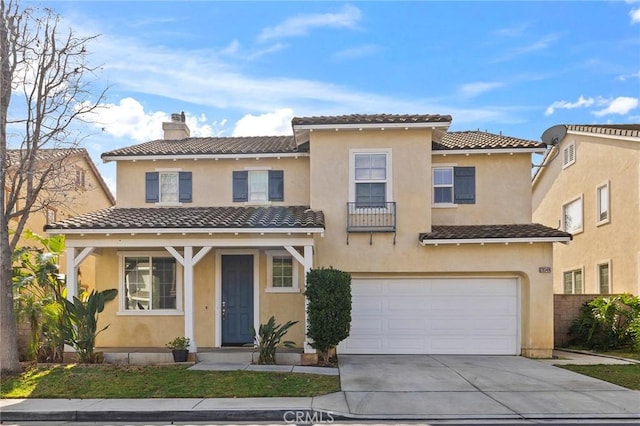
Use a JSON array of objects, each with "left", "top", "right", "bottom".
[{"left": 1, "top": 350, "right": 639, "bottom": 423}]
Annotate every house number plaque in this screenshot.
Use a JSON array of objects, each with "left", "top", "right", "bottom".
[{"left": 538, "top": 267, "right": 551, "bottom": 273}]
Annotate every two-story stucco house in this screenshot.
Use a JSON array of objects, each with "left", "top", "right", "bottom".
[
  {"left": 7, "top": 148, "right": 115, "bottom": 290},
  {"left": 533, "top": 124, "right": 640, "bottom": 295},
  {"left": 45, "top": 113, "right": 570, "bottom": 360}
]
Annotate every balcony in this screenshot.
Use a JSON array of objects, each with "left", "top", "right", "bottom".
[{"left": 346, "top": 202, "right": 396, "bottom": 244}]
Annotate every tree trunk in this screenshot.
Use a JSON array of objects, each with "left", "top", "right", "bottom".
[{"left": 0, "top": 224, "right": 21, "bottom": 375}]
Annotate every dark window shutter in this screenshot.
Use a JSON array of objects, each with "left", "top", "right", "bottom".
[
  {"left": 233, "top": 171, "right": 248, "bottom": 202},
  {"left": 454, "top": 167, "right": 475, "bottom": 204},
  {"left": 178, "top": 172, "right": 192, "bottom": 203},
  {"left": 145, "top": 172, "right": 159, "bottom": 203},
  {"left": 268, "top": 170, "right": 284, "bottom": 201}
]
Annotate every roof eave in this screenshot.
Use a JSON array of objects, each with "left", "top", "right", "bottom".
[
  {"left": 419, "top": 236, "right": 572, "bottom": 246},
  {"left": 434, "top": 147, "right": 546, "bottom": 155},
  {"left": 292, "top": 121, "right": 451, "bottom": 131},
  {"left": 46, "top": 227, "right": 326, "bottom": 235},
  {"left": 101, "top": 152, "right": 309, "bottom": 163}
]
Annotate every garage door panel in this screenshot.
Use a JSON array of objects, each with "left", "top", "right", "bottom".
[{"left": 339, "top": 278, "right": 519, "bottom": 355}]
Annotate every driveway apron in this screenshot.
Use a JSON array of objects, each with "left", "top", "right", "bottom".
[{"left": 336, "top": 354, "right": 640, "bottom": 420}]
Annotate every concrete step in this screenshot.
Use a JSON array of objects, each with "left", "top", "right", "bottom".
[{"left": 197, "top": 350, "right": 302, "bottom": 365}]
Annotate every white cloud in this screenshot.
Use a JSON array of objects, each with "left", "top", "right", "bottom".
[
  {"left": 459, "top": 82, "right": 505, "bottom": 98},
  {"left": 232, "top": 109, "right": 294, "bottom": 136},
  {"left": 630, "top": 8, "right": 640, "bottom": 24},
  {"left": 495, "top": 33, "right": 562, "bottom": 62},
  {"left": 592, "top": 96, "right": 639, "bottom": 116},
  {"left": 258, "top": 5, "right": 361, "bottom": 42},
  {"left": 85, "top": 97, "right": 227, "bottom": 141},
  {"left": 544, "top": 96, "right": 595, "bottom": 116},
  {"left": 333, "top": 44, "right": 382, "bottom": 61},
  {"left": 618, "top": 70, "right": 640, "bottom": 81}
]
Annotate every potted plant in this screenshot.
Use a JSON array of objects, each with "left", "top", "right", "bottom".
[{"left": 166, "top": 336, "right": 190, "bottom": 362}]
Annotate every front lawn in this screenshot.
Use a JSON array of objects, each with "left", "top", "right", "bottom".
[
  {"left": 558, "top": 364, "right": 640, "bottom": 390},
  {"left": 1, "top": 364, "right": 340, "bottom": 398}
]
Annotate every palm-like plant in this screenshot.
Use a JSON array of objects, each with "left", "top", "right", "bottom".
[{"left": 251, "top": 316, "right": 298, "bottom": 365}]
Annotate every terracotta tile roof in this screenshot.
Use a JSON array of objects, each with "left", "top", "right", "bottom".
[
  {"left": 44, "top": 206, "right": 324, "bottom": 231},
  {"left": 567, "top": 124, "right": 640, "bottom": 138},
  {"left": 6, "top": 148, "right": 90, "bottom": 164},
  {"left": 419, "top": 224, "right": 571, "bottom": 242},
  {"left": 292, "top": 114, "right": 452, "bottom": 126},
  {"left": 432, "top": 130, "right": 544, "bottom": 150},
  {"left": 101, "top": 136, "right": 300, "bottom": 158}
]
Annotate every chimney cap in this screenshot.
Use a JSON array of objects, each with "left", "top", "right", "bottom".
[{"left": 171, "top": 112, "right": 186, "bottom": 123}]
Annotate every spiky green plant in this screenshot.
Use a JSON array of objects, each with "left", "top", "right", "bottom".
[{"left": 251, "top": 316, "right": 298, "bottom": 365}]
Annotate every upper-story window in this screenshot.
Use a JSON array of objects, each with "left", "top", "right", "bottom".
[
  {"left": 562, "top": 195, "right": 583, "bottom": 234},
  {"left": 145, "top": 170, "right": 192, "bottom": 204},
  {"left": 46, "top": 207, "right": 56, "bottom": 224},
  {"left": 432, "top": 166, "right": 476, "bottom": 205},
  {"left": 349, "top": 149, "right": 392, "bottom": 208},
  {"left": 233, "top": 170, "right": 284, "bottom": 203},
  {"left": 562, "top": 141, "right": 576, "bottom": 169},
  {"left": 75, "top": 168, "right": 86, "bottom": 190},
  {"left": 596, "top": 181, "right": 610, "bottom": 225}
]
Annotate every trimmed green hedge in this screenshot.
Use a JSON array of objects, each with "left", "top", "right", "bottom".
[{"left": 305, "top": 267, "right": 351, "bottom": 360}]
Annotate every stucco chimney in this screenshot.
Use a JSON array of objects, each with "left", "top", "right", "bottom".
[{"left": 162, "top": 111, "right": 190, "bottom": 140}]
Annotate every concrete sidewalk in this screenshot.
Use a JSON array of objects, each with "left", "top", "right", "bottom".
[{"left": 1, "top": 351, "right": 639, "bottom": 423}]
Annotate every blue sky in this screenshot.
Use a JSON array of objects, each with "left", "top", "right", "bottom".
[{"left": 26, "top": 1, "right": 640, "bottom": 194}]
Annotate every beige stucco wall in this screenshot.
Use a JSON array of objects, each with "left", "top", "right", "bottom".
[
  {"left": 432, "top": 154, "right": 533, "bottom": 225},
  {"left": 533, "top": 134, "right": 640, "bottom": 295},
  {"left": 114, "top": 157, "right": 310, "bottom": 208},
  {"left": 92, "top": 245, "right": 306, "bottom": 349}
]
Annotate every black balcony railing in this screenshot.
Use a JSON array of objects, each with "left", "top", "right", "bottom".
[{"left": 346, "top": 202, "right": 396, "bottom": 244}]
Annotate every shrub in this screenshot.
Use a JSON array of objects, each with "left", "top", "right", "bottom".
[
  {"left": 569, "top": 294, "right": 640, "bottom": 351},
  {"left": 305, "top": 267, "right": 351, "bottom": 363},
  {"left": 251, "top": 316, "right": 298, "bottom": 365},
  {"left": 165, "top": 337, "right": 190, "bottom": 350}
]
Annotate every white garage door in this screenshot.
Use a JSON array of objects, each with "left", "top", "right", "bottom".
[{"left": 338, "top": 278, "right": 519, "bottom": 355}]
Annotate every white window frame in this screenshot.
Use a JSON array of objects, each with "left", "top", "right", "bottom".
[
  {"left": 562, "top": 140, "right": 576, "bottom": 169},
  {"left": 596, "top": 260, "right": 611, "bottom": 294},
  {"left": 117, "top": 251, "right": 183, "bottom": 316},
  {"left": 562, "top": 195, "right": 583, "bottom": 234},
  {"left": 45, "top": 207, "right": 56, "bottom": 224},
  {"left": 596, "top": 181, "right": 610, "bottom": 226},
  {"left": 154, "top": 168, "right": 183, "bottom": 206},
  {"left": 265, "top": 250, "right": 299, "bottom": 293},
  {"left": 248, "top": 170, "right": 269, "bottom": 204},
  {"left": 563, "top": 267, "right": 584, "bottom": 294},
  {"left": 432, "top": 165, "right": 457, "bottom": 207},
  {"left": 349, "top": 148, "right": 393, "bottom": 207}
]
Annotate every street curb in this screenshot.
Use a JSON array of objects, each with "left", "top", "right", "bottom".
[
  {"left": 0, "top": 409, "right": 349, "bottom": 423},
  {"left": 3, "top": 409, "right": 640, "bottom": 423}
]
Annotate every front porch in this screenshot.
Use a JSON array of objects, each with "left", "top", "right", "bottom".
[{"left": 95, "top": 347, "right": 310, "bottom": 365}]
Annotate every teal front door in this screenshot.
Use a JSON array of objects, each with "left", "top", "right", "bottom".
[{"left": 221, "top": 255, "right": 254, "bottom": 346}]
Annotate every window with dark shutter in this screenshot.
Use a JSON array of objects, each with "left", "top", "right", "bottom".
[
  {"left": 178, "top": 172, "right": 192, "bottom": 203},
  {"left": 233, "top": 171, "right": 248, "bottom": 202},
  {"left": 453, "top": 167, "right": 475, "bottom": 204},
  {"left": 145, "top": 172, "right": 159, "bottom": 203},
  {"left": 268, "top": 170, "right": 284, "bottom": 201}
]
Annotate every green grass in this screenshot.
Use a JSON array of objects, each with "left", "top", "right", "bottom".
[
  {"left": 598, "top": 350, "right": 640, "bottom": 361},
  {"left": 558, "top": 364, "right": 640, "bottom": 390},
  {"left": 1, "top": 364, "right": 340, "bottom": 398}
]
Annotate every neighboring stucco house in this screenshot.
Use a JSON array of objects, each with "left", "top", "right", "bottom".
[
  {"left": 6, "top": 148, "right": 115, "bottom": 291},
  {"left": 532, "top": 124, "right": 640, "bottom": 296},
  {"left": 45, "top": 113, "right": 570, "bottom": 359}
]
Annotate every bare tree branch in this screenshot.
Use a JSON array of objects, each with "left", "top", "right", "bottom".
[{"left": 1, "top": 0, "right": 107, "bottom": 375}]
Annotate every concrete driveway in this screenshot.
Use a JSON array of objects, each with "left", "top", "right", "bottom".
[{"left": 323, "top": 354, "right": 640, "bottom": 420}]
